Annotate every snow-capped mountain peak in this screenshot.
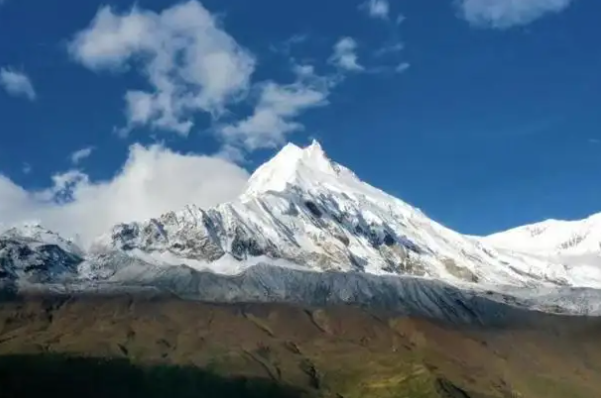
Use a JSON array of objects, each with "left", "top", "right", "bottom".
[
  {"left": 78, "top": 141, "right": 588, "bottom": 289},
  {"left": 242, "top": 140, "right": 357, "bottom": 198},
  {"left": 1, "top": 223, "right": 84, "bottom": 257},
  {"left": 485, "top": 213, "right": 601, "bottom": 255},
  {"left": 481, "top": 214, "right": 601, "bottom": 288},
  {"left": 0, "top": 224, "right": 83, "bottom": 283}
]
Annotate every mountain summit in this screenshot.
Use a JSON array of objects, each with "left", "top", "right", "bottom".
[
  {"left": 486, "top": 213, "right": 601, "bottom": 255},
  {"left": 243, "top": 140, "right": 358, "bottom": 198}
]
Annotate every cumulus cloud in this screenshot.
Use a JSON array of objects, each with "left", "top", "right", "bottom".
[
  {"left": 68, "top": 1, "right": 256, "bottom": 135},
  {"left": 221, "top": 66, "right": 334, "bottom": 151},
  {"left": 456, "top": 0, "right": 573, "bottom": 29},
  {"left": 0, "top": 144, "right": 249, "bottom": 244},
  {"left": 70, "top": 146, "right": 94, "bottom": 164},
  {"left": 0, "top": 68, "right": 36, "bottom": 100},
  {"left": 67, "top": 1, "right": 336, "bottom": 154},
  {"left": 329, "top": 37, "right": 364, "bottom": 72},
  {"left": 360, "top": 0, "right": 390, "bottom": 19}
]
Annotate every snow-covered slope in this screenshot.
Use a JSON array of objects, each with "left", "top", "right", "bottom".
[
  {"left": 484, "top": 214, "right": 601, "bottom": 288},
  {"left": 0, "top": 224, "right": 83, "bottom": 283},
  {"left": 86, "top": 141, "right": 575, "bottom": 288},
  {"left": 4, "top": 142, "right": 601, "bottom": 317},
  {"left": 486, "top": 214, "right": 601, "bottom": 255}
]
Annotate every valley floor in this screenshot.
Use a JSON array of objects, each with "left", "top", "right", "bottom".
[{"left": 0, "top": 294, "right": 600, "bottom": 398}]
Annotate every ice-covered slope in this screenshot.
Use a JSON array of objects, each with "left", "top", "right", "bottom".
[
  {"left": 486, "top": 214, "right": 601, "bottom": 255},
  {"left": 484, "top": 214, "right": 601, "bottom": 287},
  {"left": 87, "top": 141, "right": 575, "bottom": 288},
  {"left": 0, "top": 224, "right": 83, "bottom": 283}
]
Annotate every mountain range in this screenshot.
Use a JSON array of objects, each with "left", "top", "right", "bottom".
[{"left": 2, "top": 141, "right": 601, "bottom": 318}]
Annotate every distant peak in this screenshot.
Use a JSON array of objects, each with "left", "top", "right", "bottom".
[{"left": 3, "top": 221, "right": 47, "bottom": 235}]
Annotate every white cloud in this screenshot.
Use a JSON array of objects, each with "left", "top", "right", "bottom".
[
  {"left": 221, "top": 67, "right": 333, "bottom": 151},
  {"left": 70, "top": 147, "right": 95, "bottom": 164},
  {"left": 220, "top": 41, "right": 406, "bottom": 153},
  {"left": 360, "top": 0, "right": 390, "bottom": 19},
  {"left": 68, "top": 2, "right": 363, "bottom": 155},
  {"left": 457, "top": 0, "right": 573, "bottom": 29},
  {"left": 68, "top": 1, "right": 256, "bottom": 135},
  {"left": 374, "top": 43, "right": 404, "bottom": 57},
  {"left": 358, "top": 3, "right": 408, "bottom": 74},
  {"left": 0, "top": 144, "right": 249, "bottom": 244},
  {"left": 0, "top": 68, "right": 36, "bottom": 100},
  {"left": 329, "top": 37, "right": 364, "bottom": 72},
  {"left": 395, "top": 62, "right": 410, "bottom": 74}
]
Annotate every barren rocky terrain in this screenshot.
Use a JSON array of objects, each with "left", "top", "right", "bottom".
[{"left": 0, "top": 293, "right": 600, "bottom": 398}]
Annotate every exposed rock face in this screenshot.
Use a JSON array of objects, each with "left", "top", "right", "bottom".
[
  {"left": 90, "top": 141, "right": 574, "bottom": 288},
  {"left": 0, "top": 234, "right": 82, "bottom": 283}
]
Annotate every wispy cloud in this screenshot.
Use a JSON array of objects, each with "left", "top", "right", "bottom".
[
  {"left": 358, "top": 0, "right": 408, "bottom": 74},
  {"left": 0, "top": 68, "right": 36, "bottom": 101},
  {"left": 221, "top": 66, "right": 334, "bottom": 151},
  {"left": 68, "top": 1, "right": 256, "bottom": 136},
  {"left": 395, "top": 62, "right": 410, "bottom": 74},
  {"left": 22, "top": 163, "right": 32, "bottom": 175},
  {"left": 456, "top": 0, "right": 574, "bottom": 29},
  {"left": 360, "top": 0, "right": 390, "bottom": 20},
  {"left": 469, "top": 117, "right": 561, "bottom": 141},
  {"left": 70, "top": 146, "right": 95, "bottom": 165},
  {"left": 374, "top": 43, "right": 404, "bottom": 57},
  {"left": 329, "top": 37, "right": 364, "bottom": 72},
  {"left": 270, "top": 33, "right": 309, "bottom": 55}
]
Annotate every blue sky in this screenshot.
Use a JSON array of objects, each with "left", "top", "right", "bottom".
[{"left": 0, "top": 0, "right": 599, "bottom": 240}]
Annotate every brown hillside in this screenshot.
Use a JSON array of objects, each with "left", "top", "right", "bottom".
[{"left": 0, "top": 294, "right": 600, "bottom": 398}]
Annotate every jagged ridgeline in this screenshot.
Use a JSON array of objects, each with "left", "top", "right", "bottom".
[{"left": 2, "top": 142, "right": 601, "bottom": 318}]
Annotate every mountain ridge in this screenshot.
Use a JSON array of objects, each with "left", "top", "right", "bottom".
[
  {"left": 86, "top": 141, "right": 575, "bottom": 286},
  {"left": 2, "top": 141, "right": 601, "bottom": 317},
  {"left": 485, "top": 212, "right": 601, "bottom": 254}
]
